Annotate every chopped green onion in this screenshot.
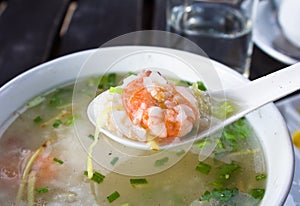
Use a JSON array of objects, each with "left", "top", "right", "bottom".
[
  {"left": 107, "top": 191, "right": 120, "bottom": 203},
  {"left": 197, "top": 81, "right": 207, "bottom": 91},
  {"left": 84, "top": 171, "right": 105, "bottom": 184},
  {"left": 27, "top": 96, "right": 45, "bottom": 108},
  {"left": 53, "top": 157, "right": 64, "bottom": 165},
  {"left": 109, "top": 87, "right": 123, "bottom": 94},
  {"left": 33, "top": 116, "right": 43, "bottom": 124},
  {"left": 88, "top": 134, "right": 95, "bottom": 140},
  {"left": 110, "top": 157, "right": 119, "bottom": 166},
  {"left": 196, "top": 162, "right": 212, "bottom": 175},
  {"left": 107, "top": 73, "right": 117, "bottom": 87},
  {"left": 176, "top": 149, "right": 185, "bottom": 156},
  {"left": 52, "top": 120, "right": 62, "bottom": 128},
  {"left": 98, "top": 75, "right": 108, "bottom": 89},
  {"left": 130, "top": 178, "right": 148, "bottom": 185},
  {"left": 255, "top": 174, "right": 267, "bottom": 181},
  {"left": 154, "top": 157, "right": 169, "bottom": 167},
  {"left": 36, "top": 187, "right": 48, "bottom": 194},
  {"left": 251, "top": 188, "right": 265, "bottom": 200}
]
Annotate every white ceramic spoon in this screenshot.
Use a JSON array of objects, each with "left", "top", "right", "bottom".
[{"left": 87, "top": 62, "right": 300, "bottom": 150}]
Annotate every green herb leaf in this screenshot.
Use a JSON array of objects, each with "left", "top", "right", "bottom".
[
  {"left": 52, "top": 120, "right": 62, "bottom": 128},
  {"left": 130, "top": 178, "right": 148, "bottom": 185},
  {"left": 36, "top": 187, "right": 48, "bottom": 194},
  {"left": 196, "top": 162, "right": 212, "bottom": 175},
  {"left": 199, "top": 188, "right": 238, "bottom": 202},
  {"left": 33, "top": 116, "right": 43, "bottom": 124},
  {"left": 84, "top": 171, "right": 105, "bottom": 184},
  {"left": 154, "top": 157, "right": 169, "bottom": 167},
  {"left": 107, "top": 191, "right": 120, "bottom": 203},
  {"left": 251, "top": 188, "right": 265, "bottom": 200},
  {"left": 53, "top": 157, "right": 64, "bottom": 165},
  {"left": 218, "top": 118, "right": 252, "bottom": 152}
]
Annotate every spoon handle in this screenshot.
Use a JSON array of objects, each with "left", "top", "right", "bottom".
[{"left": 227, "top": 62, "right": 300, "bottom": 109}]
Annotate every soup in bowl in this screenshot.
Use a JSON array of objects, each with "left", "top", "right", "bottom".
[{"left": 0, "top": 46, "right": 294, "bottom": 205}]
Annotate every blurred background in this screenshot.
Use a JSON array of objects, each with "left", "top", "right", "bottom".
[{"left": 0, "top": 0, "right": 291, "bottom": 86}]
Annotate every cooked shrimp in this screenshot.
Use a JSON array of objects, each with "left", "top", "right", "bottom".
[{"left": 121, "top": 70, "right": 199, "bottom": 138}]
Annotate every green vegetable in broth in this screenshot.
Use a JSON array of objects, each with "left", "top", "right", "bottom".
[
  {"left": 53, "top": 157, "right": 64, "bottom": 165},
  {"left": 215, "top": 161, "right": 240, "bottom": 186},
  {"left": 33, "top": 116, "right": 43, "bottom": 124},
  {"left": 199, "top": 188, "right": 238, "bottom": 202},
  {"left": 196, "top": 162, "right": 212, "bottom": 175},
  {"left": 255, "top": 174, "right": 267, "bottom": 181},
  {"left": 107, "top": 191, "right": 120, "bottom": 203},
  {"left": 36, "top": 187, "right": 49, "bottom": 194},
  {"left": 52, "top": 119, "right": 62, "bottom": 128},
  {"left": 251, "top": 188, "right": 265, "bottom": 200},
  {"left": 84, "top": 171, "right": 105, "bottom": 184},
  {"left": 129, "top": 178, "right": 148, "bottom": 185}
]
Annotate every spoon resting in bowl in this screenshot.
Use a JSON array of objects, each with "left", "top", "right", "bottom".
[{"left": 87, "top": 63, "right": 300, "bottom": 150}]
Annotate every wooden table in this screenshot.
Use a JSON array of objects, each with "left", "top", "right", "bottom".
[{"left": 0, "top": 0, "right": 289, "bottom": 87}]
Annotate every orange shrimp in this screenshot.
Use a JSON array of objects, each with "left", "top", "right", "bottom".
[{"left": 122, "top": 70, "right": 199, "bottom": 138}]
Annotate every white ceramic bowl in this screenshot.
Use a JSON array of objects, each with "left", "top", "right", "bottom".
[
  {"left": 278, "top": 0, "right": 300, "bottom": 48},
  {"left": 0, "top": 46, "right": 294, "bottom": 205}
]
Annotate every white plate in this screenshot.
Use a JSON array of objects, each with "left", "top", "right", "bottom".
[
  {"left": 253, "top": 1, "right": 300, "bottom": 65},
  {"left": 277, "top": 95, "right": 300, "bottom": 206}
]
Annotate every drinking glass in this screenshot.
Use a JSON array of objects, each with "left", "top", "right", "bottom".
[{"left": 166, "top": 0, "right": 259, "bottom": 77}]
